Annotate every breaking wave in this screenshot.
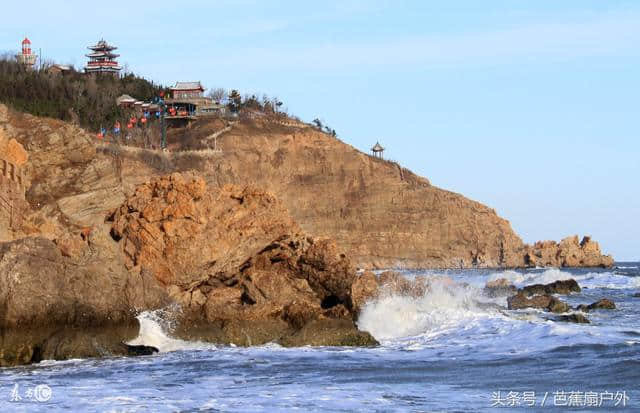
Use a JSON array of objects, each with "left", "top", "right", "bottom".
[
  {"left": 357, "top": 280, "right": 496, "bottom": 341},
  {"left": 127, "top": 309, "right": 216, "bottom": 352},
  {"left": 487, "top": 268, "right": 640, "bottom": 290}
]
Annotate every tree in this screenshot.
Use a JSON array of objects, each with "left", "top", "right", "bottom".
[
  {"left": 312, "top": 118, "right": 323, "bottom": 129},
  {"left": 228, "top": 89, "right": 242, "bottom": 112},
  {"left": 207, "top": 87, "right": 227, "bottom": 103}
]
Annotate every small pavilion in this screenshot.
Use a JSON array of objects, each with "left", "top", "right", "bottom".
[{"left": 371, "top": 142, "right": 385, "bottom": 159}]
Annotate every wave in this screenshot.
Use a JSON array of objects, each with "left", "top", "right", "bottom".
[
  {"left": 357, "top": 280, "right": 496, "bottom": 341},
  {"left": 127, "top": 309, "right": 216, "bottom": 352},
  {"left": 487, "top": 268, "right": 640, "bottom": 290}
]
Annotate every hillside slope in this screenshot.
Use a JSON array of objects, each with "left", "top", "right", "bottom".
[{"left": 0, "top": 107, "right": 612, "bottom": 268}]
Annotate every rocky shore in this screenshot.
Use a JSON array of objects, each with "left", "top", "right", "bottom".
[{"left": 0, "top": 104, "right": 616, "bottom": 366}]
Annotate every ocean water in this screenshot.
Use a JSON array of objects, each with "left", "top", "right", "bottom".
[{"left": 1, "top": 264, "right": 639, "bottom": 412}]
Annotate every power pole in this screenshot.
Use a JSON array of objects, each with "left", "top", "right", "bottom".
[{"left": 158, "top": 91, "right": 167, "bottom": 149}]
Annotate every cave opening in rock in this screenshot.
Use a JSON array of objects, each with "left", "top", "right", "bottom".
[{"left": 321, "top": 295, "right": 341, "bottom": 309}]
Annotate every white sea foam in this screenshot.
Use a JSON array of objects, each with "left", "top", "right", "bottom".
[
  {"left": 357, "top": 280, "right": 494, "bottom": 341},
  {"left": 127, "top": 310, "right": 216, "bottom": 352},
  {"left": 487, "top": 268, "right": 639, "bottom": 290}
]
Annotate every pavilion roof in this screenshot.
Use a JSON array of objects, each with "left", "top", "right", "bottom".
[
  {"left": 371, "top": 142, "right": 384, "bottom": 152},
  {"left": 171, "top": 81, "right": 204, "bottom": 91},
  {"left": 116, "top": 94, "right": 137, "bottom": 103},
  {"left": 87, "top": 51, "right": 119, "bottom": 58},
  {"left": 88, "top": 39, "right": 118, "bottom": 51}
]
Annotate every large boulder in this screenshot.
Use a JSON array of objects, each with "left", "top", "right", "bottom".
[
  {"left": 110, "top": 173, "right": 373, "bottom": 346},
  {"left": 0, "top": 231, "right": 169, "bottom": 367},
  {"left": 507, "top": 293, "right": 570, "bottom": 313},
  {"left": 519, "top": 279, "right": 581, "bottom": 297}
]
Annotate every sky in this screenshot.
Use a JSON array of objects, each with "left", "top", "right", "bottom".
[{"left": 1, "top": 1, "right": 638, "bottom": 260}]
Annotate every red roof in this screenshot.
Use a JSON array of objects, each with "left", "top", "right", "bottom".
[{"left": 22, "top": 37, "right": 31, "bottom": 45}]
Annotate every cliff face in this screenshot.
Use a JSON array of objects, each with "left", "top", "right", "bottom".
[
  {"left": 0, "top": 106, "right": 613, "bottom": 268},
  {"left": 113, "top": 120, "right": 528, "bottom": 268}
]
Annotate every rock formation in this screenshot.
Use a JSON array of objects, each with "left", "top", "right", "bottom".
[
  {"left": 576, "top": 298, "right": 616, "bottom": 312},
  {"left": 0, "top": 105, "right": 614, "bottom": 269},
  {"left": 525, "top": 236, "right": 613, "bottom": 268},
  {"left": 109, "top": 173, "right": 375, "bottom": 347},
  {"left": 0, "top": 103, "right": 617, "bottom": 366}
]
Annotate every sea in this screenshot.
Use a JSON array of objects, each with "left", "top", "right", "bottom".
[{"left": 1, "top": 264, "right": 639, "bottom": 412}]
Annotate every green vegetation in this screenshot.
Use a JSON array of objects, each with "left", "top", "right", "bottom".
[{"left": 0, "top": 57, "right": 164, "bottom": 131}]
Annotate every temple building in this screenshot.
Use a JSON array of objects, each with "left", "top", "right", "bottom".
[
  {"left": 16, "top": 38, "right": 37, "bottom": 69},
  {"left": 85, "top": 39, "right": 121, "bottom": 76},
  {"left": 165, "top": 81, "right": 225, "bottom": 121},
  {"left": 170, "top": 82, "right": 205, "bottom": 99}
]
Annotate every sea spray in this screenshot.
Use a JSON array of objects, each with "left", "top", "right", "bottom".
[
  {"left": 357, "top": 278, "right": 496, "bottom": 341},
  {"left": 127, "top": 309, "right": 216, "bottom": 352},
  {"left": 487, "top": 268, "right": 640, "bottom": 290}
]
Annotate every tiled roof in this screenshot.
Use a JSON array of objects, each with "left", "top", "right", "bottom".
[
  {"left": 371, "top": 142, "right": 384, "bottom": 152},
  {"left": 171, "top": 81, "right": 204, "bottom": 91}
]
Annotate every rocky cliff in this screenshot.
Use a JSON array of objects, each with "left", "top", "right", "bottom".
[
  {"left": 0, "top": 104, "right": 614, "bottom": 366},
  {"left": 0, "top": 105, "right": 613, "bottom": 269}
]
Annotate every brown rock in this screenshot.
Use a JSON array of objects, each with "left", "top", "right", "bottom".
[
  {"left": 351, "top": 271, "right": 380, "bottom": 313},
  {"left": 484, "top": 278, "right": 517, "bottom": 297},
  {"left": 557, "top": 313, "right": 590, "bottom": 324},
  {"left": 507, "top": 293, "right": 570, "bottom": 313},
  {"left": 519, "top": 279, "right": 581, "bottom": 297},
  {"left": 525, "top": 236, "right": 613, "bottom": 268},
  {"left": 279, "top": 319, "right": 378, "bottom": 347},
  {"left": 110, "top": 173, "right": 370, "bottom": 346},
  {"left": 576, "top": 298, "right": 616, "bottom": 312}
]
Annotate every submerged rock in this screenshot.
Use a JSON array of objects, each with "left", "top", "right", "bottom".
[
  {"left": 576, "top": 298, "right": 616, "bottom": 312},
  {"left": 484, "top": 278, "right": 517, "bottom": 297},
  {"left": 557, "top": 313, "right": 590, "bottom": 324},
  {"left": 279, "top": 319, "right": 378, "bottom": 347},
  {"left": 122, "top": 343, "right": 159, "bottom": 356}
]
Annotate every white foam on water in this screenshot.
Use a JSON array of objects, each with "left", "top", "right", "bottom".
[
  {"left": 357, "top": 280, "right": 492, "bottom": 341},
  {"left": 127, "top": 310, "right": 216, "bottom": 352},
  {"left": 357, "top": 273, "right": 637, "bottom": 356},
  {"left": 487, "top": 268, "right": 640, "bottom": 290}
]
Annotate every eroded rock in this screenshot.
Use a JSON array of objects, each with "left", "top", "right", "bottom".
[{"left": 576, "top": 298, "right": 616, "bottom": 312}]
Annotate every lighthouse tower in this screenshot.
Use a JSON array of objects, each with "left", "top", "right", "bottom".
[{"left": 16, "top": 38, "right": 38, "bottom": 69}]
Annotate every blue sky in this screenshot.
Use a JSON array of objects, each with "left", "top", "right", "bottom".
[{"left": 1, "top": 1, "right": 638, "bottom": 260}]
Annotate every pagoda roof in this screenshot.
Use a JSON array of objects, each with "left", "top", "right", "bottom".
[
  {"left": 371, "top": 142, "right": 384, "bottom": 152},
  {"left": 86, "top": 51, "right": 119, "bottom": 58},
  {"left": 88, "top": 39, "right": 118, "bottom": 51},
  {"left": 170, "top": 81, "right": 204, "bottom": 91}
]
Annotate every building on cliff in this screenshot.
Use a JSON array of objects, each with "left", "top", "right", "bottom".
[
  {"left": 16, "top": 37, "right": 38, "bottom": 70},
  {"left": 165, "top": 82, "right": 225, "bottom": 122},
  {"left": 371, "top": 142, "right": 385, "bottom": 159},
  {"left": 85, "top": 39, "right": 121, "bottom": 76}
]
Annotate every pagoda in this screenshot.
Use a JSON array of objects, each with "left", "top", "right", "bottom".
[
  {"left": 84, "top": 39, "right": 121, "bottom": 76},
  {"left": 16, "top": 38, "right": 37, "bottom": 69}
]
